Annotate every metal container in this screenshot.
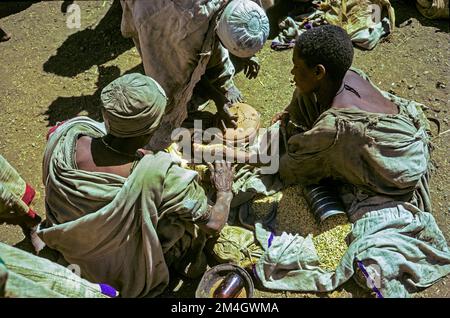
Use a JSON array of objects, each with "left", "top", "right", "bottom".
[
  {"left": 195, "top": 263, "right": 254, "bottom": 298},
  {"left": 212, "top": 272, "right": 245, "bottom": 298},
  {"left": 303, "top": 184, "right": 346, "bottom": 223}
]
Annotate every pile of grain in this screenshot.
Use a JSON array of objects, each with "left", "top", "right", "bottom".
[{"left": 251, "top": 185, "right": 351, "bottom": 271}]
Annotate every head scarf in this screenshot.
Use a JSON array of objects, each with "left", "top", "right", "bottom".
[
  {"left": 216, "top": 0, "right": 270, "bottom": 58},
  {"left": 100, "top": 73, "right": 167, "bottom": 138}
]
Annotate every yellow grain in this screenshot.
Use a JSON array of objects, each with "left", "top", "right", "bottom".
[{"left": 251, "top": 185, "right": 351, "bottom": 271}]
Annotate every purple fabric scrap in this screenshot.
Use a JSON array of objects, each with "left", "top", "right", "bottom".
[{"left": 99, "top": 283, "right": 118, "bottom": 298}]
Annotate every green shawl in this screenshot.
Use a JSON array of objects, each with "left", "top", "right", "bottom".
[{"left": 39, "top": 117, "right": 209, "bottom": 297}]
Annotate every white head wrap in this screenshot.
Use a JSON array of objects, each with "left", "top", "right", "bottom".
[{"left": 216, "top": 0, "right": 270, "bottom": 58}]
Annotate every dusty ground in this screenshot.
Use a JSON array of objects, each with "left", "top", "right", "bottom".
[{"left": 0, "top": 0, "right": 448, "bottom": 298}]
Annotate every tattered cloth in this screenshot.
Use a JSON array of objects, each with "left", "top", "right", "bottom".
[
  {"left": 39, "top": 116, "right": 210, "bottom": 297},
  {"left": 280, "top": 67, "right": 432, "bottom": 214},
  {"left": 254, "top": 68, "right": 450, "bottom": 297},
  {"left": 120, "top": 0, "right": 236, "bottom": 149},
  {"left": 416, "top": 0, "right": 449, "bottom": 19},
  {"left": 0, "top": 243, "right": 111, "bottom": 298},
  {"left": 272, "top": 0, "right": 395, "bottom": 50},
  {"left": 254, "top": 202, "right": 450, "bottom": 298}
]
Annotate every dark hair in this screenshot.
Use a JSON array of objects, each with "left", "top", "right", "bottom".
[{"left": 295, "top": 25, "right": 354, "bottom": 81}]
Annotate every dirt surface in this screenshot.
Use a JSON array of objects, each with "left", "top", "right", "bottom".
[{"left": 0, "top": 0, "right": 448, "bottom": 298}]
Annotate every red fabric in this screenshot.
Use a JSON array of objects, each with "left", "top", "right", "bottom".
[
  {"left": 46, "top": 121, "right": 66, "bottom": 140},
  {"left": 27, "top": 208, "right": 36, "bottom": 219},
  {"left": 21, "top": 184, "right": 38, "bottom": 220},
  {"left": 21, "top": 183, "right": 35, "bottom": 206}
]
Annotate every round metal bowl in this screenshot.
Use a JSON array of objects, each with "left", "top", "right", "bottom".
[{"left": 195, "top": 263, "right": 254, "bottom": 298}]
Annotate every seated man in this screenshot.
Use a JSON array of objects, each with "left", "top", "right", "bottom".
[
  {"left": 269, "top": 25, "right": 450, "bottom": 297},
  {"left": 38, "top": 73, "right": 235, "bottom": 298},
  {"left": 275, "top": 25, "right": 431, "bottom": 212},
  {"left": 120, "top": 0, "right": 270, "bottom": 149}
]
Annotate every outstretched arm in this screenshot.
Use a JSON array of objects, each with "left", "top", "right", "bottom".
[
  {"left": 197, "top": 161, "right": 234, "bottom": 235},
  {"left": 196, "top": 77, "right": 238, "bottom": 128}
]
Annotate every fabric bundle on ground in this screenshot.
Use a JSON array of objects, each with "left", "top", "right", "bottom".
[
  {"left": 254, "top": 202, "right": 450, "bottom": 297},
  {"left": 210, "top": 225, "right": 263, "bottom": 268},
  {"left": 39, "top": 116, "right": 210, "bottom": 297},
  {"left": 323, "top": 0, "right": 395, "bottom": 50},
  {"left": 272, "top": 0, "right": 395, "bottom": 50},
  {"left": 416, "top": 0, "right": 449, "bottom": 19}
]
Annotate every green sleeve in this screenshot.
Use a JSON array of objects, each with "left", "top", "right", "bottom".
[
  {"left": 159, "top": 164, "right": 209, "bottom": 223},
  {"left": 0, "top": 184, "right": 29, "bottom": 217},
  {"left": 279, "top": 114, "right": 338, "bottom": 186},
  {"left": 204, "top": 40, "right": 236, "bottom": 93},
  {"left": 285, "top": 89, "right": 324, "bottom": 135}
]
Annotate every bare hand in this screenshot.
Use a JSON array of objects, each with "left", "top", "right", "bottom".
[
  {"left": 224, "top": 86, "right": 243, "bottom": 104},
  {"left": 271, "top": 111, "right": 289, "bottom": 126},
  {"left": 243, "top": 56, "right": 260, "bottom": 79},
  {"left": 207, "top": 161, "right": 235, "bottom": 193},
  {"left": 218, "top": 102, "right": 238, "bottom": 128},
  {"left": 218, "top": 86, "right": 242, "bottom": 128}
]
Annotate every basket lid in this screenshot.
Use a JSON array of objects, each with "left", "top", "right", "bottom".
[{"left": 216, "top": 103, "right": 261, "bottom": 145}]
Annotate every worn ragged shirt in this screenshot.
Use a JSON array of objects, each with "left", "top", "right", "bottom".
[
  {"left": 279, "top": 68, "right": 432, "bottom": 214},
  {"left": 40, "top": 116, "right": 210, "bottom": 297}
]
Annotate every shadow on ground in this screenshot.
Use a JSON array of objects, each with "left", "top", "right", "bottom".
[
  {"left": 0, "top": 1, "right": 39, "bottom": 19},
  {"left": 43, "top": 0, "right": 133, "bottom": 78},
  {"left": 43, "top": 63, "right": 144, "bottom": 126}
]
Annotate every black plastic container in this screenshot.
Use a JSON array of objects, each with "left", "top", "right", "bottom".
[{"left": 303, "top": 184, "right": 346, "bottom": 223}]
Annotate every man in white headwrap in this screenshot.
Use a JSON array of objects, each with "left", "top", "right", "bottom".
[
  {"left": 38, "top": 73, "right": 235, "bottom": 297},
  {"left": 120, "top": 0, "right": 270, "bottom": 150}
]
